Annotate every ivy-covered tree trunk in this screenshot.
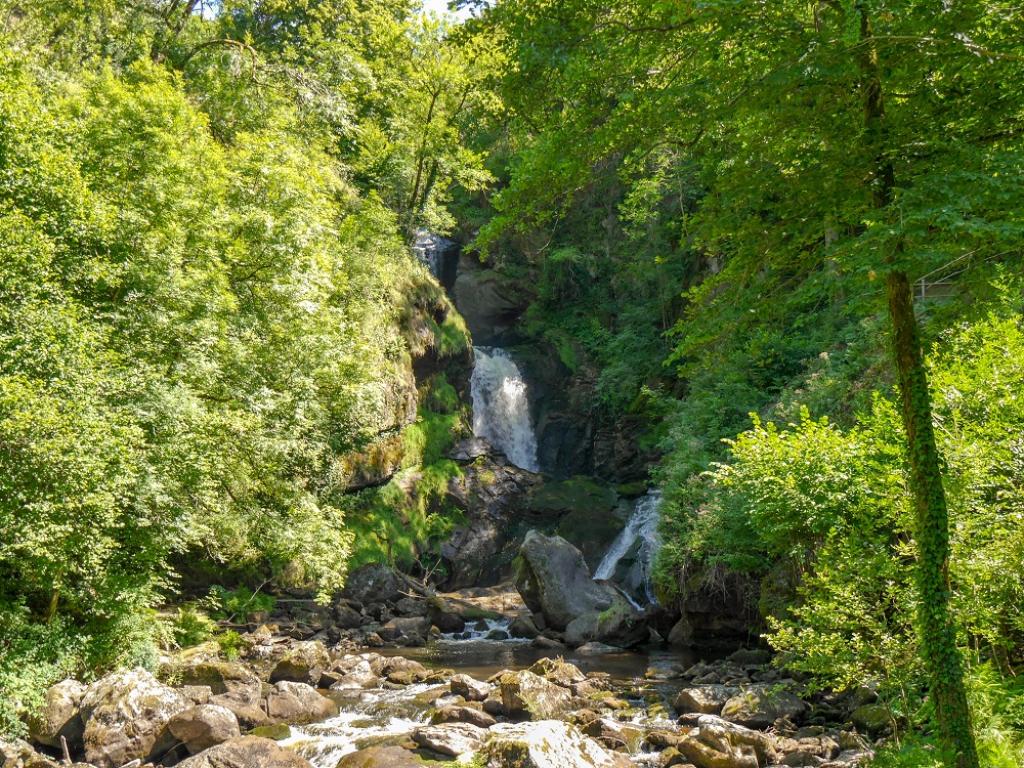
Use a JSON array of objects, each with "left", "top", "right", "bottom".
[
  {"left": 854, "top": 5, "right": 979, "bottom": 762},
  {"left": 887, "top": 271, "right": 979, "bottom": 768}
]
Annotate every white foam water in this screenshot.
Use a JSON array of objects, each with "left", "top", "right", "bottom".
[
  {"left": 594, "top": 491, "right": 662, "bottom": 606},
  {"left": 282, "top": 683, "right": 443, "bottom": 768},
  {"left": 470, "top": 347, "right": 540, "bottom": 472}
]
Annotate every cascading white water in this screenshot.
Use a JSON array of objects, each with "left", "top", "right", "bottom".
[
  {"left": 412, "top": 229, "right": 454, "bottom": 279},
  {"left": 594, "top": 491, "right": 662, "bottom": 606},
  {"left": 470, "top": 347, "right": 540, "bottom": 472}
]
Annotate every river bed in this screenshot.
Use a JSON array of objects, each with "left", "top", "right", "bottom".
[{"left": 282, "top": 633, "right": 710, "bottom": 767}]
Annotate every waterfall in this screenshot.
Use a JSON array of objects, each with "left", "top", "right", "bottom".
[
  {"left": 470, "top": 347, "right": 540, "bottom": 472},
  {"left": 594, "top": 491, "right": 662, "bottom": 606},
  {"left": 412, "top": 230, "right": 455, "bottom": 281}
]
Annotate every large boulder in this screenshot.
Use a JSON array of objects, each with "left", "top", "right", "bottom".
[
  {"left": 450, "top": 674, "right": 491, "bottom": 702},
  {"left": 335, "top": 746, "right": 427, "bottom": 768},
  {"left": 167, "top": 704, "right": 241, "bottom": 754},
  {"left": 175, "top": 736, "right": 311, "bottom": 767},
  {"left": 563, "top": 601, "right": 648, "bottom": 649},
  {"left": 167, "top": 658, "right": 269, "bottom": 728},
  {"left": 28, "top": 679, "right": 86, "bottom": 751},
  {"left": 330, "top": 659, "right": 381, "bottom": 690},
  {"left": 677, "top": 715, "right": 780, "bottom": 768},
  {"left": 342, "top": 564, "right": 404, "bottom": 605},
  {"left": 673, "top": 686, "right": 739, "bottom": 716},
  {"left": 481, "top": 721, "right": 630, "bottom": 768},
  {"left": 515, "top": 531, "right": 641, "bottom": 638},
  {"left": 269, "top": 641, "right": 331, "bottom": 687},
  {"left": 527, "top": 658, "right": 585, "bottom": 688},
  {"left": 79, "top": 668, "right": 189, "bottom": 768},
  {"left": 412, "top": 723, "right": 488, "bottom": 758},
  {"left": 265, "top": 682, "right": 339, "bottom": 725},
  {"left": 0, "top": 739, "right": 61, "bottom": 768},
  {"left": 440, "top": 457, "right": 543, "bottom": 589},
  {"left": 378, "top": 616, "right": 431, "bottom": 646},
  {"left": 720, "top": 686, "right": 807, "bottom": 729},
  {"left": 497, "top": 671, "right": 573, "bottom": 720},
  {"left": 171, "top": 659, "right": 262, "bottom": 699}
]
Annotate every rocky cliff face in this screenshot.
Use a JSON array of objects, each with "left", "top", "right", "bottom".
[{"left": 449, "top": 252, "right": 657, "bottom": 483}]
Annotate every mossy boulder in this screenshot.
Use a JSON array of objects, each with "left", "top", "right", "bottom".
[
  {"left": 482, "top": 721, "right": 631, "bottom": 768},
  {"left": 720, "top": 686, "right": 807, "bottom": 729},
  {"left": 176, "top": 736, "right": 311, "bottom": 768},
  {"left": 528, "top": 477, "right": 617, "bottom": 518},
  {"left": 79, "top": 668, "right": 190, "bottom": 768},
  {"left": 498, "top": 671, "right": 573, "bottom": 720}
]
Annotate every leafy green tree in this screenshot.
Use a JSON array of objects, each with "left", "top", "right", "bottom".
[{"left": 481, "top": 2, "right": 1024, "bottom": 761}]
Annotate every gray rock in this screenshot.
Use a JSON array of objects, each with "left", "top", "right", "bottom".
[
  {"left": 412, "top": 723, "right": 487, "bottom": 757},
  {"left": 528, "top": 658, "right": 585, "bottom": 687},
  {"left": 342, "top": 564, "right": 404, "bottom": 605},
  {"left": 515, "top": 531, "right": 646, "bottom": 648},
  {"left": 394, "top": 597, "right": 428, "bottom": 617},
  {"left": 379, "top": 616, "right": 431, "bottom": 645},
  {"left": 335, "top": 746, "right": 423, "bottom": 768},
  {"left": 269, "top": 641, "right": 331, "bottom": 687},
  {"left": 172, "top": 659, "right": 262, "bottom": 700},
  {"left": 720, "top": 685, "right": 807, "bottom": 729},
  {"left": 79, "top": 668, "right": 189, "bottom": 768},
  {"left": 482, "top": 721, "right": 631, "bottom": 768},
  {"left": 180, "top": 685, "right": 213, "bottom": 705},
  {"left": 451, "top": 674, "right": 491, "bottom": 702},
  {"left": 265, "top": 682, "right": 338, "bottom": 725},
  {"left": 497, "top": 671, "right": 573, "bottom": 720},
  {"left": 168, "top": 704, "right": 240, "bottom": 754},
  {"left": 330, "top": 660, "right": 380, "bottom": 690},
  {"left": 379, "top": 656, "right": 431, "bottom": 685},
  {"left": 678, "top": 715, "right": 780, "bottom": 768},
  {"left": 673, "top": 686, "right": 739, "bottom": 716},
  {"left": 333, "top": 604, "right": 364, "bottom": 630},
  {"left": 28, "top": 679, "right": 86, "bottom": 750},
  {"left": 509, "top": 614, "right": 540, "bottom": 639},
  {"left": 175, "top": 736, "right": 311, "bottom": 767},
  {"left": 0, "top": 738, "right": 61, "bottom": 768},
  {"left": 432, "top": 704, "right": 497, "bottom": 728}
]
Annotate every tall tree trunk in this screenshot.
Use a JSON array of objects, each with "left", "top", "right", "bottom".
[
  {"left": 854, "top": 5, "right": 979, "bottom": 765},
  {"left": 886, "top": 272, "right": 978, "bottom": 768}
]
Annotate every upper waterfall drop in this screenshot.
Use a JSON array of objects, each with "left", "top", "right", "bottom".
[
  {"left": 412, "top": 230, "right": 458, "bottom": 287},
  {"left": 594, "top": 491, "right": 662, "bottom": 606},
  {"left": 470, "top": 347, "right": 540, "bottom": 472}
]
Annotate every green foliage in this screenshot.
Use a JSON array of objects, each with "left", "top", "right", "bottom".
[
  {"left": 215, "top": 630, "right": 245, "bottom": 662},
  {"left": 171, "top": 605, "right": 216, "bottom": 649},
  {"left": 207, "top": 586, "right": 276, "bottom": 623},
  {"left": 872, "top": 665, "right": 1024, "bottom": 768},
  {"left": 0, "top": 0, "right": 484, "bottom": 735},
  {"left": 345, "top": 458, "right": 464, "bottom": 571},
  {"left": 658, "top": 304, "right": 1024, "bottom": 704},
  {"left": 0, "top": 604, "right": 84, "bottom": 739}
]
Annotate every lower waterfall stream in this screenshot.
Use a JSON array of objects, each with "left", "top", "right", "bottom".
[{"left": 594, "top": 491, "right": 662, "bottom": 607}]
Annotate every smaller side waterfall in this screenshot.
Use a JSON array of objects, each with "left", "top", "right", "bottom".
[
  {"left": 470, "top": 347, "right": 540, "bottom": 472},
  {"left": 594, "top": 491, "right": 662, "bottom": 606}
]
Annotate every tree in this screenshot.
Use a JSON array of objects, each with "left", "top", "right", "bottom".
[{"left": 481, "top": 2, "right": 1024, "bottom": 761}]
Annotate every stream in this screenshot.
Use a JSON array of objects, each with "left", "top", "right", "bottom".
[{"left": 282, "top": 633, "right": 703, "bottom": 767}]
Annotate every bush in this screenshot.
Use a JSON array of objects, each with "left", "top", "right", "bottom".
[
  {"left": 659, "top": 301, "right": 1024, "bottom": 704},
  {"left": 172, "top": 605, "right": 216, "bottom": 648},
  {"left": 207, "top": 586, "right": 276, "bottom": 623}
]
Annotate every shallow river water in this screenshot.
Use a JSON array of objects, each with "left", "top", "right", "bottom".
[{"left": 282, "top": 633, "right": 710, "bottom": 767}]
